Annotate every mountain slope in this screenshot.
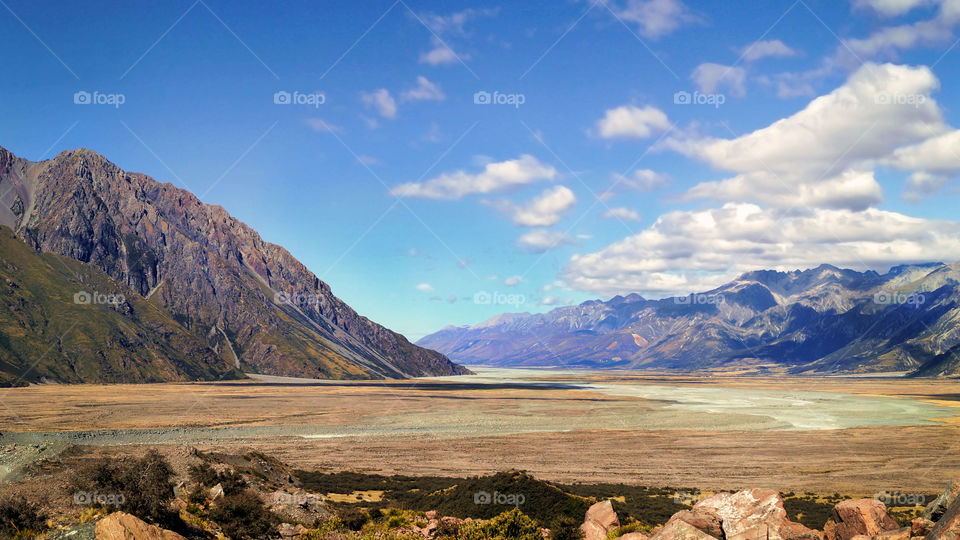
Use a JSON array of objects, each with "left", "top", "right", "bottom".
[
  {"left": 419, "top": 264, "right": 960, "bottom": 376},
  {"left": 0, "top": 227, "right": 241, "bottom": 385},
  {"left": 0, "top": 145, "right": 468, "bottom": 383}
]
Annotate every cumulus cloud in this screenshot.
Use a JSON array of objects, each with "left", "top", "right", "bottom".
[
  {"left": 691, "top": 63, "right": 747, "bottom": 96},
  {"left": 504, "top": 276, "right": 524, "bottom": 286},
  {"left": 741, "top": 39, "right": 797, "bottom": 62},
  {"left": 361, "top": 89, "right": 397, "bottom": 119},
  {"left": 609, "top": 0, "right": 700, "bottom": 39},
  {"left": 517, "top": 229, "right": 577, "bottom": 253},
  {"left": 401, "top": 76, "right": 446, "bottom": 101},
  {"left": 419, "top": 38, "right": 463, "bottom": 65},
  {"left": 852, "top": 0, "right": 936, "bottom": 17},
  {"left": 602, "top": 207, "right": 644, "bottom": 222},
  {"left": 665, "top": 63, "right": 946, "bottom": 210},
  {"left": 415, "top": 283, "right": 435, "bottom": 292},
  {"left": 503, "top": 185, "right": 577, "bottom": 227},
  {"left": 596, "top": 105, "right": 671, "bottom": 139},
  {"left": 612, "top": 169, "right": 669, "bottom": 193},
  {"left": 303, "top": 118, "right": 342, "bottom": 133},
  {"left": 563, "top": 203, "right": 960, "bottom": 296},
  {"left": 390, "top": 155, "right": 558, "bottom": 200}
]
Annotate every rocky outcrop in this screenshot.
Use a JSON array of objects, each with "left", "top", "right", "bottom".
[
  {"left": 0, "top": 145, "right": 469, "bottom": 382},
  {"left": 694, "top": 489, "right": 821, "bottom": 540},
  {"left": 94, "top": 512, "right": 186, "bottom": 540},
  {"left": 581, "top": 500, "right": 621, "bottom": 540},
  {"left": 824, "top": 499, "right": 900, "bottom": 540},
  {"left": 926, "top": 491, "right": 960, "bottom": 540},
  {"left": 927, "top": 481, "right": 960, "bottom": 523}
]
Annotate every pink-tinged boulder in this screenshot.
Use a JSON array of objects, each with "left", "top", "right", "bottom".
[
  {"left": 824, "top": 499, "right": 900, "bottom": 540},
  {"left": 694, "top": 489, "right": 821, "bottom": 540},
  {"left": 581, "top": 500, "right": 621, "bottom": 540},
  {"left": 95, "top": 512, "right": 186, "bottom": 540},
  {"left": 849, "top": 528, "right": 911, "bottom": 540},
  {"left": 926, "top": 493, "right": 960, "bottom": 540},
  {"left": 913, "top": 518, "right": 935, "bottom": 537},
  {"left": 649, "top": 519, "right": 719, "bottom": 540},
  {"left": 619, "top": 533, "right": 649, "bottom": 540}
]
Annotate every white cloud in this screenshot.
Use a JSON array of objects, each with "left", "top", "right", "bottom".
[
  {"left": 361, "top": 89, "right": 397, "bottom": 119},
  {"left": 563, "top": 203, "right": 960, "bottom": 296},
  {"left": 401, "top": 76, "right": 446, "bottom": 101},
  {"left": 517, "top": 229, "right": 577, "bottom": 253},
  {"left": 741, "top": 39, "right": 797, "bottom": 62},
  {"left": 666, "top": 63, "right": 945, "bottom": 210},
  {"left": 415, "top": 283, "right": 435, "bottom": 292},
  {"left": 504, "top": 276, "right": 524, "bottom": 287},
  {"left": 420, "top": 8, "right": 498, "bottom": 35},
  {"left": 853, "top": 0, "right": 936, "bottom": 17},
  {"left": 613, "top": 169, "right": 669, "bottom": 192},
  {"left": 390, "top": 155, "right": 558, "bottom": 200},
  {"left": 887, "top": 129, "right": 960, "bottom": 172},
  {"left": 611, "top": 0, "right": 700, "bottom": 39},
  {"left": 540, "top": 295, "right": 562, "bottom": 306},
  {"left": 303, "top": 118, "right": 342, "bottom": 133},
  {"left": 903, "top": 171, "right": 952, "bottom": 201},
  {"left": 505, "top": 185, "right": 577, "bottom": 227},
  {"left": 692, "top": 63, "right": 747, "bottom": 96},
  {"left": 596, "top": 105, "right": 671, "bottom": 139},
  {"left": 602, "top": 207, "right": 644, "bottom": 222},
  {"left": 420, "top": 38, "right": 463, "bottom": 65}
]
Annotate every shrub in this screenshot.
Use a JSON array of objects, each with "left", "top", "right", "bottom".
[
  {"left": 188, "top": 462, "right": 247, "bottom": 495},
  {"left": 71, "top": 449, "right": 175, "bottom": 526},
  {"left": 458, "top": 508, "right": 541, "bottom": 540},
  {"left": 207, "top": 491, "right": 278, "bottom": 540},
  {"left": 0, "top": 495, "right": 47, "bottom": 538}
]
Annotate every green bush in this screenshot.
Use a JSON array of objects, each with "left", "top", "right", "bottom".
[
  {"left": 71, "top": 449, "right": 175, "bottom": 526},
  {"left": 0, "top": 495, "right": 47, "bottom": 538},
  {"left": 207, "top": 491, "right": 279, "bottom": 540},
  {"left": 458, "top": 508, "right": 541, "bottom": 540}
]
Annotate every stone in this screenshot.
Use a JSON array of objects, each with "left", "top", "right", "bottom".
[
  {"left": 649, "top": 519, "right": 719, "bottom": 540},
  {"left": 619, "top": 533, "right": 650, "bottom": 540},
  {"left": 94, "top": 512, "right": 186, "bottom": 540},
  {"left": 581, "top": 500, "right": 621, "bottom": 540},
  {"left": 694, "top": 489, "right": 821, "bottom": 540},
  {"left": 824, "top": 499, "right": 900, "bottom": 540},
  {"left": 209, "top": 483, "right": 224, "bottom": 501},
  {"left": 926, "top": 481, "right": 960, "bottom": 523},
  {"left": 913, "top": 518, "right": 935, "bottom": 537},
  {"left": 926, "top": 492, "right": 960, "bottom": 540},
  {"left": 277, "top": 523, "right": 308, "bottom": 540}
]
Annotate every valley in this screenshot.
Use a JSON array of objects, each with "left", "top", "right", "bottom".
[{"left": 3, "top": 369, "right": 960, "bottom": 493}]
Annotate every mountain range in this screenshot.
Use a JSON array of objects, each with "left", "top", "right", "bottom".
[
  {"left": 0, "top": 145, "right": 468, "bottom": 386},
  {"left": 419, "top": 263, "right": 960, "bottom": 376}
]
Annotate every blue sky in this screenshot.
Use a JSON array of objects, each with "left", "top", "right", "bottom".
[{"left": 4, "top": 0, "right": 960, "bottom": 340}]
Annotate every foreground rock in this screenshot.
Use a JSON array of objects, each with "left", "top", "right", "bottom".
[
  {"left": 648, "top": 508, "right": 725, "bottom": 540},
  {"left": 694, "top": 489, "right": 821, "bottom": 540},
  {"left": 927, "top": 480, "right": 960, "bottom": 523},
  {"left": 927, "top": 491, "right": 960, "bottom": 540},
  {"left": 94, "top": 512, "right": 186, "bottom": 540},
  {"left": 824, "top": 499, "right": 899, "bottom": 540},
  {"left": 581, "top": 500, "right": 621, "bottom": 540}
]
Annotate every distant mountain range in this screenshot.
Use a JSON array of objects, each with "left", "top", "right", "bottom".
[
  {"left": 419, "top": 263, "right": 960, "bottom": 376},
  {"left": 0, "top": 145, "right": 468, "bottom": 386}
]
